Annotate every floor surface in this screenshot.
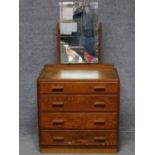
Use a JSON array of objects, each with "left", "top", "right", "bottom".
[{"left": 19, "top": 128, "right": 134, "bottom": 155}]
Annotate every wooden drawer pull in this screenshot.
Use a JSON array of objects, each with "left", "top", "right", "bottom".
[
  {"left": 94, "top": 137, "right": 105, "bottom": 142},
  {"left": 51, "top": 87, "right": 64, "bottom": 92},
  {"left": 94, "top": 86, "right": 106, "bottom": 92},
  {"left": 94, "top": 102, "right": 105, "bottom": 107},
  {"left": 94, "top": 120, "right": 105, "bottom": 125},
  {"left": 53, "top": 119, "right": 64, "bottom": 125},
  {"left": 52, "top": 102, "right": 64, "bottom": 107},
  {"left": 53, "top": 137, "right": 64, "bottom": 142}
]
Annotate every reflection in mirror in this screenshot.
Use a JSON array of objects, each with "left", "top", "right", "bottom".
[{"left": 59, "top": 1, "right": 99, "bottom": 64}]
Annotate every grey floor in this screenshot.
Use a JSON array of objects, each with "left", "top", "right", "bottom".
[{"left": 19, "top": 128, "right": 135, "bottom": 155}]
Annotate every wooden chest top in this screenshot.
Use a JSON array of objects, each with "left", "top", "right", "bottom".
[{"left": 38, "top": 64, "right": 119, "bottom": 82}]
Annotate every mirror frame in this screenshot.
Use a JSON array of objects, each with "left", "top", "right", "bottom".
[{"left": 56, "top": 22, "right": 103, "bottom": 64}]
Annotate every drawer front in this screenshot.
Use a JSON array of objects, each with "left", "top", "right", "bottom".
[
  {"left": 40, "top": 113, "right": 117, "bottom": 129},
  {"left": 40, "top": 130, "right": 117, "bottom": 146},
  {"left": 39, "top": 95, "right": 118, "bottom": 112},
  {"left": 38, "top": 82, "right": 119, "bottom": 94}
]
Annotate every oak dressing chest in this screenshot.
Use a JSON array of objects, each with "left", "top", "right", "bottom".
[{"left": 37, "top": 64, "right": 120, "bottom": 153}]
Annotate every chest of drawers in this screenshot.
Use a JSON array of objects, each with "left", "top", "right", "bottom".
[{"left": 37, "top": 64, "right": 120, "bottom": 153}]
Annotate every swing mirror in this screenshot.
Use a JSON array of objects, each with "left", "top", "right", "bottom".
[{"left": 57, "top": 1, "right": 102, "bottom": 64}]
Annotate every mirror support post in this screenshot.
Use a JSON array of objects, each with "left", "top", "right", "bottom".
[
  {"left": 56, "top": 23, "right": 60, "bottom": 64},
  {"left": 98, "top": 22, "right": 103, "bottom": 64}
]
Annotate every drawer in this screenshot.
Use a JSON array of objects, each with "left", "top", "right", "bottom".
[
  {"left": 39, "top": 95, "right": 118, "bottom": 112},
  {"left": 38, "top": 82, "right": 119, "bottom": 94},
  {"left": 39, "top": 112, "right": 117, "bottom": 129},
  {"left": 40, "top": 130, "right": 117, "bottom": 146}
]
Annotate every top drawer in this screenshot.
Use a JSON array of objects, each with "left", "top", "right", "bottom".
[{"left": 38, "top": 82, "right": 119, "bottom": 94}]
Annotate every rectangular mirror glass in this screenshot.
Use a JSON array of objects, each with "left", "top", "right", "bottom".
[{"left": 59, "top": 1, "right": 99, "bottom": 64}]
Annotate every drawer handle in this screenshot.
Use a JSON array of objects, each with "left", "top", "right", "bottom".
[
  {"left": 94, "top": 137, "right": 105, "bottom": 142},
  {"left": 53, "top": 137, "right": 64, "bottom": 142},
  {"left": 52, "top": 102, "right": 64, "bottom": 107},
  {"left": 94, "top": 102, "right": 105, "bottom": 107},
  {"left": 53, "top": 119, "right": 64, "bottom": 125},
  {"left": 51, "top": 87, "right": 64, "bottom": 92},
  {"left": 94, "top": 120, "right": 105, "bottom": 125},
  {"left": 94, "top": 86, "right": 106, "bottom": 92}
]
